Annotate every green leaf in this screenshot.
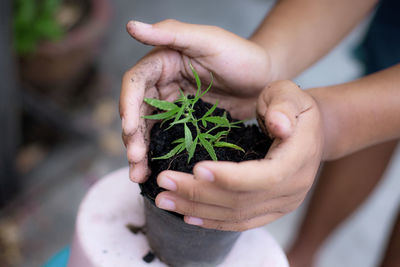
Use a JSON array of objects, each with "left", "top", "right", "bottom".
[
  {"left": 202, "top": 133, "right": 217, "bottom": 141},
  {"left": 200, "top": 72, "right": 214, "bottom": 98},
  {"left": 153, "top": 143, "right": 185, "bottom": 160},
  {"left": 142, "top": 109, "right": 179, "bottom": 120},
  {"left": 170, "top": 116, "right": 190, "bottom": 126},
  {"left": 201, "top": 119, "right": 207, "bottom": 128},
  {"left": 188, "top": 136, "right": 198, "bottom": 163},
  {"left": 199, "top": 135, "right": 217, "bottom": 161},
  {"left": 202, "top": 101, "right": 218, "bottom": 119},
  {"left": 165, "top": 106, "right": 189, "bottom": 130},
  {"left": 184, "top": 123, "right": 193, "bottom": 152},
  {"left": 230, "top": 120, "right": 244, "bottom": 125},
  {"left": 35, "top": 13, "right": 63, "bottom": 40},
  {"left": 144, "top": 98, "right": 179, "bottom": 111},
  {"left": 179, "top": 88, "right": 186, "bottom": 98},
  {"left": 214, "top": 141, "right": 245, "bottom": 152},
  {"left": 173, "top": 105, "right": 185, "bottom": 122},
  {"left": 175, "top": 89, "right": 187, "bottom": 103},
  {"left": 205, "top": 116, "right": 230, "bottom": 126},
  {"left": 172, "top": 138, "right": 185, "bottom": 144},
  {"left": 214, "top": 130, "right": 229, "bottom": 140},
  {"left": 189, "top": 62, "right": 202, "bottom": 97}
]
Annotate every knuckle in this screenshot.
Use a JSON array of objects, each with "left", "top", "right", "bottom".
[
  {"left": 122, "top": 70, "right": 133, "bottom": 82},
  {"left": 235, "top": 207, "right": 246, "bottom": 221},
  {"left": 231, "top": 194, "right": 242, "bottom": 209},
  {"left": 231, "top": 192, "right": 249, "bottom": 210},
  {"left": 222, "top": 175, "right": 241, "bottom": 191},
  {"left": 186, "top": 201, "right": 197, "bottom": 216},
  {"left": 187, "top": 185, "right": 199, "bottom": 202},
  {"left": 127, "top": 150, "right": 136, "bottom": 163},
  {"left": 160, "top": 19, "right": 178, "bottom": 26}
]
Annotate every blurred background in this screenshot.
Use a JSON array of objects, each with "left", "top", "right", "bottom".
[{"left": 0, "top": 0, "right": 399, "bottom": 266}]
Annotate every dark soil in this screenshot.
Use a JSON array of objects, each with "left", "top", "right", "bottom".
[{"left": 140, "top": 97, "right": 273, "bottom": 201}]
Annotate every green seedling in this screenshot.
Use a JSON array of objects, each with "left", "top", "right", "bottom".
[
  {"left": 14, "top": 0, "right": 64, "bottom": 55},
  {"left": 143, "top": 63, "right": 244, "bottom": 163}
]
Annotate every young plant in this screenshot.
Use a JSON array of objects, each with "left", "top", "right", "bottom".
[
  {"left": 143, "top": 63, "right": 244, "bottom": 163},
  {"left": 14, "top": 0, "right": 65, "bottom": 55}
]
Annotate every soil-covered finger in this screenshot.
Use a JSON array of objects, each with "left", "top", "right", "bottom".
[
  {"left": 185, "top": 212, "right": 283, "bottom": 232},
  {"left": 156, "top": 170, "right": 244, "bottom": 208},
  {"left": 155, "top": 192, "right": 238, "bottom": 221}
]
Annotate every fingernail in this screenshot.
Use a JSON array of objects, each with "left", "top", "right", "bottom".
[
  {"left": 269, "top": 111, "right": 291, "bottom": 133},
  {"left": 132, "top": 20, "right": 152, "bottom": 29},
  {"left": 157, "top": 197, "right": 175, "bottom": 211},
  {"left": 185, "top": 216, "right": 203, "bottom": 226},
  {"left": 195, "top": 166, "right": 214, "bottom": 181},
  {"left": 158, "top": 175, "right": 177, "bottom": 191}
]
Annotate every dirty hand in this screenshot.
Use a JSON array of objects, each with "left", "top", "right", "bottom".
[
  {"left": 120, "top": 19, "right": 274, "bottom": 182},
  {"left": 155, "top": 81, "right": 324, "bottom": 231}
]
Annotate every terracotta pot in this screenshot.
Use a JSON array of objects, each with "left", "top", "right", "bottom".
[
  {"left": 18, "top": 0, "right": 111, "bottom": 89},
  {"left": 144, "top": 196, "right": 241, "bottom": 267}
]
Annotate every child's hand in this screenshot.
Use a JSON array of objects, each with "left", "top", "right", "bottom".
[
  {"left": 155, "top": 81, "right": 324, "bottom": 231},
  {"left": 120, "top": 19, "right": 275, "bottom": 182}
]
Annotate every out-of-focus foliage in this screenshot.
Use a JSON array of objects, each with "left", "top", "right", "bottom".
[{"left": 14, "top": 0, "right": 64, "bottom": 55}]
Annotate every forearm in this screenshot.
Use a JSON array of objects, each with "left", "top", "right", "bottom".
[
  {"left": 250, "top": 0, "right": 377, "bottom": 80},
  {"left": 309, "top": 64, "right": 400, "bottom": 160}
]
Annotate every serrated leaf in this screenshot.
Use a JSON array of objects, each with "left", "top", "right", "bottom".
[
  {"left": 201, "top": 119, "right": 207, "bottom": 128},
  {"left": 142, "top": 109, "right": 179, "bottom": 120},
  {"left": 172, "top": 138, "right": 185, "bottom": 144},
  {"left": 205, "top": 116, "right": 230, "bottom": 126},
  {"left": 214, "top": 141, "right": 245, "bottom": 152},
  {"left": 153, "top": 143, "right": 185, "bottom": 160},
  {"left": 175, "top": 89, "right": 187, "bottom": 103},
  {"left": 170, "top": 116, "right": 190, "bottom": 126},
  {"left": 200, "top": 72, "right": 214, "bottom": 98},
  {"left": 202, "top": 133, "right": 217, "bottom": 141},
  {"left": 199, "top": 135, "right": 217, "bottom": 161},
  {"left": 173, "top": 105, "right": 185, "bottom": 122},
  {"left": 230, "top": 120, "right": 244, "bottom": 125},
  {"left": 188, "top": 136, "right": 198, "bottom": 163},
  {"left": 184, "top": 123, "right": 193, "bottom": 152},
  {"left": 165, "top": 110, "right": 189, "bottom": 130},
  {"left": 179, "top": 88, "right": 185, "bottom": 97},
  {"left": 189, "top": 62, "right": 202, "bottom": 97},
  {"left": 202, "top": 100, "right": 218, "bottom": 119},
  {"left": 144, "top": 98, "right": 179, "bottom": 111},
  {"left": 214, "top": 130, "right": 229, "bottom": 140}
]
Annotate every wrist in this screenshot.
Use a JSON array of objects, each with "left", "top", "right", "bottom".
[
  {"left": 307, "top": 87, "right": 338, "bottom": 161},
  {"left": 248, "top": 35, "right": 290, "bottom": 82}
]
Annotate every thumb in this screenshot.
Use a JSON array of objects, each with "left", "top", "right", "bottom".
[
  {"left": 126, "top": 19, "right": 220, "bottom": 55},
  {"left": 257, "top": 81, "right": 307, "bottom": 139}
]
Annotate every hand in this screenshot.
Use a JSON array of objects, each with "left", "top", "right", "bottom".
[
  {"left": 155, "top": 80, "right": 324, "bottom": 231},
  {"left": 120, "top": 19, "right": 274, "bottom": 182}
]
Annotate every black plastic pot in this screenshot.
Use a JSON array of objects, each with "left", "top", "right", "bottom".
[{"left": 143, "top": 196, "right": 241, "bottom": 267}]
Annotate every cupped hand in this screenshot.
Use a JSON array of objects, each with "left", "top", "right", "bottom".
[
  {"left": 120, "top": 19, "right": 274, "bottom": 182},
  {"left": 155, "top": 80, "right": 325, "bottom": 231}
]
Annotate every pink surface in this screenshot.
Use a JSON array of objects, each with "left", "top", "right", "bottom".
[{"left": 68, "top": 167, "right": 289, "bottom": 267}]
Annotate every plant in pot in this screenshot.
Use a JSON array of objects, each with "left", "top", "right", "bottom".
[
  {"left": 140, "top": 63, "right": 273, "bottom": 266},
  {"left": 14, "top": 0, "right": 111, "bottom": 102}
]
